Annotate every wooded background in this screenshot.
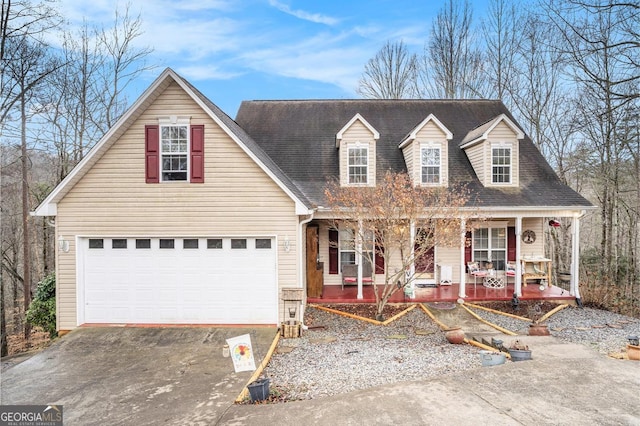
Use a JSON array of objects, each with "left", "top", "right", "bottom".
[{"left": 1, "top": 0, "right": 638, "bottom": 356}]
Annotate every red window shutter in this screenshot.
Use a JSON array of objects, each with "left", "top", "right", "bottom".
[
  {"left": 145, "top": 125, "right": 159, "bottom": 183},
  {"left": 329, "top": 229, "right": 339, "bottom": 274},
  {"left": 507, "top": 226, "right": 516, "bottom": 261},
  {"left": 375, "top": 240, "right": 385, "bottom": 274},
  {"left": 190, "top": 124, "right": 204, "bottom": 183},
  {"left": 464, "top": 231, "right": 472, "bottom": 271}
]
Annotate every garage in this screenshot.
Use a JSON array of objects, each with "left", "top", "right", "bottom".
[{"left": 77, "top": 237, "right": 278, "bottom": 325}]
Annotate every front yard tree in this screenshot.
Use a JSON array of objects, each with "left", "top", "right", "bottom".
[{"left": 325, "top": 171, "right": 471, "bottom": 319}]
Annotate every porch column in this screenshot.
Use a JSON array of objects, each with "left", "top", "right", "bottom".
[
  {"left": 409, "top": 221, "right": 416, "bottom": 279},
  {"left": 357, "top": 220, "right": 364, "bottom": 299},
  {"left": 571, "top": 214, "right": 581, "bottom": 299},
  {"left": 515, "top": 216, "right": 523, "bottom": 297},
  {"left": 459, "top": 219, "right": 466, "bottom": 298}
]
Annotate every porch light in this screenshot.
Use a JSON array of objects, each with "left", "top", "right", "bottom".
[
  {"left": 58, "top": 235, "right": 69, "bottom": 253},
  {"left": 284, "top": 235, "right": 291, "bottom": 252}
]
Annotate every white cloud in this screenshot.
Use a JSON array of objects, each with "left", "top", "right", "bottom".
[
  {"left": 268, "top": 0, "right": 340, "bottom": 26},
  {"left": 176, "top": 65, "right": 242, "bottom": 80},
  {"left": 54, "top": 0, "right": 431, "bottom": 95},
  {"left": 239, "top": 30, "right": 379, "bottom": 94}
]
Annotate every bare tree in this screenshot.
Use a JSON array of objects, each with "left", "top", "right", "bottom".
[
  {"left": 544, "top": 0, "right": 640, "bottom": 309},
  {"left": 356, "top": 40, "right": 419, "bottom": 99},
  {"left": 324, "top": 172, "right": 471, "bottom": 319},
  {"left": 96, "top": 3, "right": 154, "bottom": 131},
  {"left": 0, "top": 0, "right": 61, "bottom": 124},
  {"left": 480, "top": 0, "right": 523, "bottom": 102},
  {"left": 420, "top": 0, "right": 485, "bottom": 98},
  {"left": 4, "top": 35, "right": 58, "bottom": 339}
]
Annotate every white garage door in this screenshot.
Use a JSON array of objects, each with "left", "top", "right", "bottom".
[{"left": 79, "top": 237, "right": 278, "bottom": 325}]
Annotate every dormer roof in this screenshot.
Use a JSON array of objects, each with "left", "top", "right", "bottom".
[
  {"left": 336, "top": 113, "right": 380, "bottom": 147},
  {"left": 460, "top": 114, "right": 524, "bottom": 149},
  {"left": 398, "top": 113, "right": 453, "bottom": 148}
]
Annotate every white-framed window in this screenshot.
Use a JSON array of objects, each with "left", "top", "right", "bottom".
[
  {"left": 421, "top": 146, "right": 441, "bottom": 184},
  {"left": 473, "top": 227, "right": 506, "bottom": 270},
  {"left": 339, "top": 226, "right": 374, "bottom": 271},
  {"left": 491, "top": 146, "right": 511, "bottom": 184},
  {"left": 348, "top": 146, "right": 368, "bottom": 184},
  {"left": 161, "top": 124, "right": 189, "bottom": 181}
]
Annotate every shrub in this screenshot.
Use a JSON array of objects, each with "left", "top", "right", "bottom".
[{"left": 26, "top": 273, "right": 57, "bottom": 338}]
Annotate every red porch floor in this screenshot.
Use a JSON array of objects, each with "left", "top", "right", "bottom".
[{"left": 307, "top": 283, "right": 575, "bottom": 304}]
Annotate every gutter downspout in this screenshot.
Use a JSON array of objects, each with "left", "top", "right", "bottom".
[{"left": 298, "top": 212, "right": 315, "bottom": 330}]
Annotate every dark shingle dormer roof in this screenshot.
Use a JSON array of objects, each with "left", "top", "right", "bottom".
[{"left": 234, "top": 99, "right": 593, "bottom": 209}]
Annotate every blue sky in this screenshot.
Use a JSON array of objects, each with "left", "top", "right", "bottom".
[{"left": 58, "top": 0, "right": 490, "bottom": 116}]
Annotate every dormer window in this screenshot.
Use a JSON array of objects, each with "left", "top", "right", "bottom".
[
  {"left": 491, "top": 146, "right": 511, "bottom": 184},
  {"left": 421, "top": 146, "right": 441, "bottom": 184},
  {"left": 399, "top": 114, "right": 451, "bottom": 187},
  {"left": 348, "top": 146, "right": 369, "bottom": 184}
]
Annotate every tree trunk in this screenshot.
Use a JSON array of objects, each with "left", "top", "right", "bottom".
[
  {"left": 21, "top": 91, "right": 32, "bottom": 341},
  {"left": 1, "top": 251, "right": 8, "bottom": 357}
]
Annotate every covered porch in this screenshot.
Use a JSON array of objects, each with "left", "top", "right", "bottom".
[{"left": 305, "top": 211, "right": 587, "bottom": 304}]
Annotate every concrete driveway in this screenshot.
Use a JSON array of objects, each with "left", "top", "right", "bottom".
[
  {"left": 220, "top": 336, "right": 640, "bottom": 425},
  {"left": 0, "top": 326, "right": 277, "bottom": 425}
]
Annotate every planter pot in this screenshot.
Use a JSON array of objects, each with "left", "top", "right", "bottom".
[
  {"left": 479, "top": 350, "right": 506, "bottom": 367},
  {"left": 558, "top": 272, "right": 571, "bottom": 282},
  {"left": 627, "top": 344, "right": 640, "bottom": 361},
  {"left": 508, "top": 349, "right": 532, "bottom": 361},
  {"left": 529, "top": 323, "right": 551, "bottom": 336},
  {"left": 247, "top": 378, "right": 270, "bottom": 402},
  {"left": 444, "top": 327, "right": 465, "bottom": 344}
]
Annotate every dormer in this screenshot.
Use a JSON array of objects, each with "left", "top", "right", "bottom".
[
  {"left": 336, "top": 113, "right": 379, "bottom": 186},
  {"left": 399, "top": 114, "right": 452, "bottom": 187},
  {"left": 460, "top": 114, "right": 524, "bottom": 187}
]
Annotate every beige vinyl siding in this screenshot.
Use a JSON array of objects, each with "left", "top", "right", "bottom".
[
  {"left": 55, "top": 81, "right": 298, "bottom": 330},
  {"left": 521, "top": 218, "right": 544, "bottom": 257},
  {"left": 402, "top": 145, "right": 414, "bottom": 181},
  {"left": 436, "top": 246, "right": 461, "bottom": 283},
  {"left": 465, "top": 144, "right": 485, "bottom": 183},
  {"left": 339, "top": 120, "right": 377, "bottom": 186}
]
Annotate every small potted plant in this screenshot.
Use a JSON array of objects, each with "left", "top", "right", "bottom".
[{"left": 508, "top": 339, "right": 532, "bottom": 361}]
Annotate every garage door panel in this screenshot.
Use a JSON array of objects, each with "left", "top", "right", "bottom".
[{"left": 81, "top": 237, "right": 277, "bottom": 324}]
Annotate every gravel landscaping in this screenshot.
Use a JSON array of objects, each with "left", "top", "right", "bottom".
[{"left": 261, "top": 303, "right": 640, "bottom": 403}]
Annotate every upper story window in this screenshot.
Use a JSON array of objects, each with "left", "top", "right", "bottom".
[
  {"left": 145, "top": 117, "right": 204, "bottom": 184},
  {"left": 421, "top": 146, "right": 441, "bottom": 184},
  {"left": 491, "top": 147, "right": 511, "bottom": 184},
  {"left": 161, "top": 125, "right": 189, "bottom": 181},
  {"left": 348, "top": 146, "right": 368, "bottom": 184}
]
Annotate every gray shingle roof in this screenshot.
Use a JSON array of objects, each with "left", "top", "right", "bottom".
[
  {"left": 179, "top": 77, "right": 313, "bottom": 208},
  {"left": 234, "top": 99, "right": 593, "bottom": 209}
]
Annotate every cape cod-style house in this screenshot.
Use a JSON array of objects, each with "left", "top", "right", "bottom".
[{"left": 34, "top": 68, "right": 594, "bottom": 331}]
